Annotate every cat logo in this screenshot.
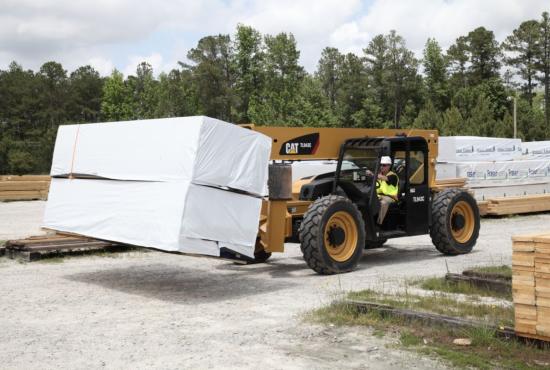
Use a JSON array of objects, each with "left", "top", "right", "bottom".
[
  {"left": 279, "top": 133, "right": 320, "bottom": 155},
  {"left": 285, "top": 143, "right": 299, "bottom": 154}
]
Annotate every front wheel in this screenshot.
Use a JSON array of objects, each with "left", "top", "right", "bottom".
[
  {"left": 430, "top": 188, "right": 480, "bottom": 255},
  {"left": 299, "top": 195, "right": 365, "bottom": 274}
]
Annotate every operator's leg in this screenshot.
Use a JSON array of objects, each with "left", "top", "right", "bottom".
[{"left": 377, "top": 195, "right": 394, "bottom": 225}]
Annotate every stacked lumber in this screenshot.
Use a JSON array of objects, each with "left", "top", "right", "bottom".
[
  {"left": 5, "top": 233, "right": 124, "bottom": 261},
  {"left": 484, "top": 194, "right": 550, "bottom": 216},
  {"left": 512, "top": 233, "right": 550, "bottom": 341},
  {"left": 477, "top": 200, "right": 489, "bottom": 216},
  {"left": 432, "top": 177, "right": 467, "bottom": 192},
  {"left": 0, "top": 175, "right": 50, "bottom": 201}
]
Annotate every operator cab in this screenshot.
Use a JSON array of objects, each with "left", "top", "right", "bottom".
[{"left": 299, "top": 136, "right": 430, "bottom": 243}]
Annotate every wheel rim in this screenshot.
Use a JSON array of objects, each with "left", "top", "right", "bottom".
[
  {"left": 324, "top": 211, "right": 358, "bottom": 262},
  {"left": 450, "top": 200, "right": 475, "bottom": 243}
]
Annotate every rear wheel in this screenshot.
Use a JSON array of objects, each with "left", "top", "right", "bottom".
[
  {"left": 430, "top": 188, "right": 479, "bottom": 255},
  {"left": 299, "top": 195, "right": 365, "bottom": 274}
]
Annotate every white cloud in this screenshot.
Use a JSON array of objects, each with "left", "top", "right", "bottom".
[
  {"left": 0, "top": 0, "right": 548, "bottom": 75},
  {"left": 334, "top": 0, "right": 549, "bottom": 57},
  {"left": 87, "top": 57, "right": 114, "bottom": 76},
  {"left": 122, "top": 52, "right": 170, "bottom": 77}
]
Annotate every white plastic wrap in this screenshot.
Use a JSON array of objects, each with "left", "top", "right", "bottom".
[
  {"left": 523, "top": 141, "right": 550, "bottom": 158},
  {"left": 44, "top": 178, "right": 188, "bottom": 251},
  {"left": 43, "top": 178, "right": 261, "bottom": 257},
  {"left": 50, "top": 116, "right": 271, "bottom": 196},
  {"left": 435, "top": 163, "right": 458, "bottom": 180},
  {"left": 455, "top": 160, "right": 550, "bottom": 187},
  {"left": 438, "top": 136, "right": 522, "bottom": 162}
]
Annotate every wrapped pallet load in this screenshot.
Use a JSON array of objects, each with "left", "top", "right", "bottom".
[
  {"left": 437, "top": 136, "right": 522, "bottom": 163},
  {"left": 43, "top": 116, "right": 272, "bottom": 258},
  {"left": 523, "top": 141, "right": 550, "bottom": 158}
]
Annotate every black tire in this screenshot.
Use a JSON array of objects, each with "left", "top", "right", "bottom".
[
  {"left": 365, "top": 238, "right": 387, "bottom": 249},
  {"left": 430, "top": 188, "right": 480, "bottom": 255},
  {"left": 299, "top": 195, "right": 365, "bottom": 274}
]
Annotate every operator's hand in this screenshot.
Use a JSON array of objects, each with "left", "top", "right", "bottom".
[
  {"left": 377, "top": 174, "right": 387, "bottom": 181},
  {"left": 365, "top": 169, "right": 373, "bottom": 176}
]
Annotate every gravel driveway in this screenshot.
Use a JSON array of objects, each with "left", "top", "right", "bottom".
[{"left": 1, "top": 201, "right": 549, "bottom": 369}]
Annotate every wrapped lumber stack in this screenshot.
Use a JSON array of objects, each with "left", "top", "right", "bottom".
[
  {"left": 512, "top": 233, "right": 550, "bottom": 340},
  {"left": 0, "top": 175, "right": 50, "bottom": 201},
  {"left": 44, "top": 116, "right": 271, "bottom": 258}
]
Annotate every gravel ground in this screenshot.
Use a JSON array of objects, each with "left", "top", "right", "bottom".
[{"left": 1, "top": 201, "right": 549, "bottom": 369}]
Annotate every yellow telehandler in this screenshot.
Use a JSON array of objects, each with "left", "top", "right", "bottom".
[{"left": 244, "top": 126, "right": 479, "bottom": 275}]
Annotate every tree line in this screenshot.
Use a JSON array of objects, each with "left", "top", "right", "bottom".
[{"left": 1, "top": 12, "right": 549, "bottom": 174}]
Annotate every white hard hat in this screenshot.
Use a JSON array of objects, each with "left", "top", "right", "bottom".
[{"left": 380, "top": 156, "right": 392, "bottom": 165}]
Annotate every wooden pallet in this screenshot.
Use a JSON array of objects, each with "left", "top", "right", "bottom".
[
  {"left": 0, "top": 175, "right": 50, "bottom": 201},
  {"left": 5, "top": 233, "right": 126, "bottom": 261},
  {"left": 512, "top": 233, "right": 550, "bottom": 341}
]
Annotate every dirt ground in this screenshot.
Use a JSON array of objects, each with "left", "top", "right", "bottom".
[{"left": 1, "top": 201, "right": 549, "bottom": 369}]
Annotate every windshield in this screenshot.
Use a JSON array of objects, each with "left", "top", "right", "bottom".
[{"left": 339, "top": 148, "right": 379, "bottom": 183}]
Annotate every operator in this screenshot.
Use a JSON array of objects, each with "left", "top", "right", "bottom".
[{"left": 376, "top": 156, "right": 398, "bottom": 225}]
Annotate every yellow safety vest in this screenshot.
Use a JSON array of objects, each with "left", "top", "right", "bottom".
[{"left": 376, "top": 171, "right": 398, "bottom": 200}]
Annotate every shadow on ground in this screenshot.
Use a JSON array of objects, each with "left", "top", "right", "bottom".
[{"left": 64, "top": 263, "right": 297, "bottom": 304}]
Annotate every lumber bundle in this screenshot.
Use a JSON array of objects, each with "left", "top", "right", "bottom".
[
  {"left": 484, "top": 194, "right": 550, "bottom": 216},
  {"left": 512, "top": 233, "right": 550, "bottom": 341},
  {"left": 432, "top": 177, "right": 467, "bottom": 192},
  {"left": 0, "top": 175, "right": 50, "bottom": 201},
  {"left": 477, "top": 200, "right": 489, "bottom": 216},
  {"left": 5, "top": 233, "right": 124, "bottom": 261}
]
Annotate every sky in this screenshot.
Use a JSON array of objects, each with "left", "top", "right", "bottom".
[{"left": 0, "top": 0, "right": 548, "bottom": 77}]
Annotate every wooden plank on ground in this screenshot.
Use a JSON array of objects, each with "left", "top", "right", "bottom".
[
  {"left": 5, "top": 233, "right": 128, "bottom": 261},
  {"left": 445, "top": 273, "right": 511, "bottom": 293}
]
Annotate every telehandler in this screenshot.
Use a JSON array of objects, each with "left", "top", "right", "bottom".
[{"left": 245, "top": 126, "right": 480, "bottom": 275}]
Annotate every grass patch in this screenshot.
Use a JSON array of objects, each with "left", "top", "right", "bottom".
[
  {"left": 309, "top": 289, "right": 550, "bottom": 369},
  {"left": 347, "top": 289, "right": 513, "bottom": 326},
  {"left": 413, "top": 276, "right": 512, "bottom": 300},
  {"left": 467, "top": 265, "right": 512, "bottom": 279},
  {"left": 36, "top": 256, "right": 65, "bottom": 264},
  {"left": 400, "top": 331, "right": 422, "bottom": 347}
]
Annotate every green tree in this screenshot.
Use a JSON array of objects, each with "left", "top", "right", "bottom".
[
  {"left": 7, "top": 148, "right": 35, "bottom": 175},
  {"left": 466, "top": 27, "right": 502, "bottom": 85},
  {"left": 37, "top": 61, "right": 69, "bottom": 130},
  {"left": 234, "top": 25, "right": 264, "bottom": 123},
  {"left": 186, "top": 35, "right": 236, "bottom": 121},
  {"left": 292, "top": 76, "right": 337, "bottom": 126},
  {"left": 536, "top": 11, "right": 550, "bottom": 127},
  {"left": 316, "top": 47, "right": 344, "bottom": 110},
  {"left": 422, "top": 38, "right": 449, "bottom": 111},
  {"left": 466, "top": 94, "right": 496, "bottom": 136},
  {"left": 156, "top": 68, "right": 199, "bottom": 117},
  {"left": 364, "top": 31, "right": 421, "bottom": 127},
  {"left": 502, "top": 20, "right": 540, "bottom": 105},
  {"left": 440, "top": 106, "right": 464, "bottom": 136},
  {"left": 100, "top": 69, "right": 134, "bottom": 121},
  {"left": 68, "top": 65, "right": 104, "bottom": 123},
  {"left": 249, "top": 32, "right": 304, "bottom": 125},
  {"left": 127, "top": 62, "right": 159, "bottom": 119},
  {"left": 336, "top": 53, "right": 368, "bottom": 126},
  {"left": 447, "top": 36, "right": 469, "bottom": 89},
  {"left": 411, "top": 100, "right": 442, "bottom": 130}
]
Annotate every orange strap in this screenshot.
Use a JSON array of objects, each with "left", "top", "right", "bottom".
[{"left": 69, "top": 125, "right": 81, "bottom": 179}]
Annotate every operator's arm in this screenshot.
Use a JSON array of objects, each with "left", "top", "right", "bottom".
[{"left": 386, "top": 173, "right": 398, "bottom": 187}]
